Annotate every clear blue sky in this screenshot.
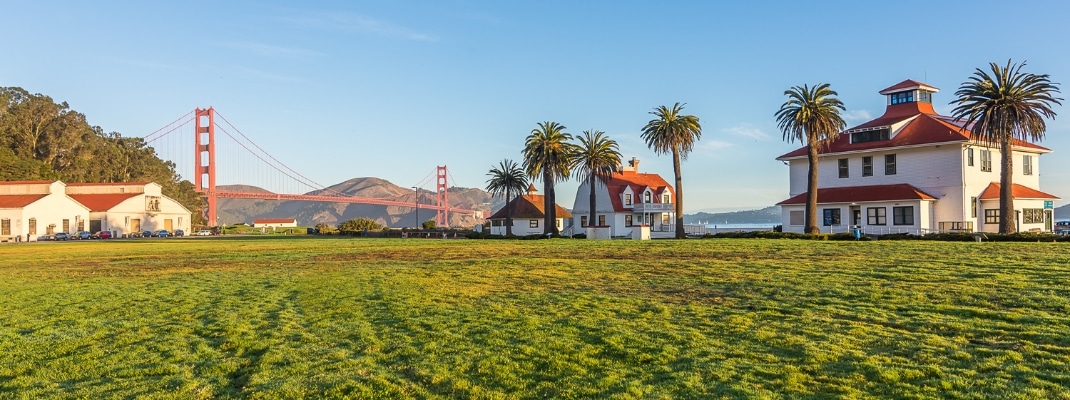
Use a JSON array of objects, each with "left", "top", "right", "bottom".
[{"left": 4, "top": 1, "right": 1069, "bottom": 212}]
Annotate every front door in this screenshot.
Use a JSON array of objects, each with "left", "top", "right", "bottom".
[
  {"left": 131, "top": 219, "right": 141, "bottom": 233},
  {"left": 164, "top": 219, "right": 173, "bottom": 231},
  {"left": 851, "top": 206, "right": 862, "bottom": 227},
  {"left": 1046, "top": 210, "right": 1054, "bottom": 231}
]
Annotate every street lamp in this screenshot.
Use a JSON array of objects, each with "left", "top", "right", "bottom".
[{"left": 411, "top": 186, "right": 419, "bottom": 229}]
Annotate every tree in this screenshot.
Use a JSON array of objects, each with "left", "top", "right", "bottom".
[
  {"left": 485, "top": 159, "right": 529, "bottom": 236},
  {"left": 775, "top": 84, "right": 846, "bottom": 234},
  {"left": 338, "top": 218, "right": 384, "bottom": 234},
  {"left": 522, "top": 121, "right": 575, "bottom": 235},
  {"left": 570, "top": 130, "right": 621, "bottom": 229},
  {"left": 950, "top": 60, "right": 1062, "bottom": 234},
  {"left": 641, "top": 103, "right": 702, "bottom": 239}
]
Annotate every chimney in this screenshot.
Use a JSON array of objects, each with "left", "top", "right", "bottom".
[
  {"left": 622, "top": 157, "right": 639, "bottom": 172},
  {"left": 526, "top": 183, "right": 537, "bottom": 195}
]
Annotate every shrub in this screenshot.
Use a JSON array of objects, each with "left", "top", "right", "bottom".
[{"left": 338, "top": 218, "right": 384, "bottom": 235}]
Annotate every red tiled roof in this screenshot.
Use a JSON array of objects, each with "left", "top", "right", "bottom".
[
  {"left": 254, "top": 218, "right": 297, "bottom": 224},
  {"left": 0, "top": 194, "right": 47, "bottom": 208},
  {"left": 977, "top": 183, "right": 1059, "bottom": 200},
  {"left": 777, "top": 184, "right": 937, "bottom": 205},
  {"left": 488, "top": 194, "right": 572, "bottom": 220},
  {"left": 605, "top": 170, "right": 674, "bottom": 212},
  {"left": 65, "top": 182, "right": 151, "bottom": 186},
  {"left": 68, "top": 193, "right": 140, "bottom": 211},
  {"left": 0, "top": 180, "right": 55, "bottom": 185},
  {"left": 879, "top": 79, "right": 939, "bottom": 95}
]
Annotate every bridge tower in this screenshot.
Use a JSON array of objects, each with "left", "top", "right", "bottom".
[
  {"left": 435, "top": 165, "right": 449, "bottom": 228},
  {"left": 195, "top": 107, "right": 218, "bottom": 226}
]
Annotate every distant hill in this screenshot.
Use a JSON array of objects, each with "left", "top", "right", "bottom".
[
  {"left": 1056, "top": 204, "right": 1069, "bottom": 220},
  {"left": 684, "top": 206, "right": 780, "bottom": 225},
  {"left": 217, "top": 177, "right": 502, "bottom": 228}
]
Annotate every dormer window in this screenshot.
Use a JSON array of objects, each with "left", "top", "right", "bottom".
[
  {"left": 889, "top": 91, "right": 913, "bottom": 105},
  {"left": 624, "top": 193, "right": 632, "bottom": 206},
  {"left": 662, "top": 193, "right": 670, "bottom": 203},
  {"left": 644, "top": 191, "right": 652, "bottom": 203},
  {"left": 850, "top": 128, "right": 889, "bottom": 144}
]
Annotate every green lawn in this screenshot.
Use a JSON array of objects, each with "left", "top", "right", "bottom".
[{"left": 2, "top": 237, "right": 1069, "bottom": 399}]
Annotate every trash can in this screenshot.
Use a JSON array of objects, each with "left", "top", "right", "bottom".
[{"left": 852, "top": 227, "right": 862, "bottom": 239}]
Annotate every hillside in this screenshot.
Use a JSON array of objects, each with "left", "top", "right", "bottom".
[
  {"left": 684, "top": 206, "right": 780, "bottom": 225},
  {"left": 217, "top": 178, "right": 502, "bottom": 228},
  {"left": 1056, "top": 204, "right": 1069, "bottom": 220}
]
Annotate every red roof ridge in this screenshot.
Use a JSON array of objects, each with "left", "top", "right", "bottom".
[
  {"left": 978, "top": 182, "right": 1059, "bottom": 200},
  {"left": 777, "top": 183, "right": 937, "bottom": 205},
  {"left": 0, "top": 194, "right": 49, "bottom": 208},
  {"left": 68, "top": 193, "right": 141, "bottom": 211},
  {"left": 879, "top": 79, "right": 939, "bottom": 95}
]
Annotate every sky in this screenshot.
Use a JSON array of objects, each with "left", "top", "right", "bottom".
[{"left": 3, "top": 0, "right": 1070, "bottom": 213}]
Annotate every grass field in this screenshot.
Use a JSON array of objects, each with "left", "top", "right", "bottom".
[{"left": 2, "top": 237, "right": 1070, "bottom": 399}]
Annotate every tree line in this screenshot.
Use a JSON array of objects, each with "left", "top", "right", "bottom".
[{"left": 0, "top": 87, "right": 204, "bottom": 224}]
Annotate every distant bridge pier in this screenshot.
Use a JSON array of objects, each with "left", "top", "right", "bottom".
[
  {"left": 435, "top": 165, "right": 449, "bottom": 228},
  {"left": 195, "top": 107, "right": 218, "bottom": 226}
]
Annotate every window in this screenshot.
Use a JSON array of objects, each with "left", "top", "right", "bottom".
[
  {"left": 62, "top": 219, "right": 70, "bottom": 233},
  {"left": 862, "top": 156, "right": 873, "bottom": 177},
  {"left": 597, "top": 215, "right": 606, "bottom": 226},
  {"left": 867, "top": 207, "right": 887, "bottom": 225},
  {"left": 1, "top": 219, "right": 9, "bottom": 236},
  {"left": 885, "top": 154, "right": 896, "bottom": 175},
  {"left": 28, "top": 218, "right": 36, "bottom": 235},
  {"left": 1023, "top": 155, "right": 1033, "bottom": 175},
  {"left": 918, "top": 91, "right": 932, "bottom": 104},
  {"left": 662, "top": 214, "right": 669, "bottom": 225},
  {"left": 662, "top": 193, "right": 670, "bottom": 203},
  {"left": 838, "top": 158, "right": 849, "bottom": 178},
  {"left": 529, "top": 220, "right": 539, "bottom": 228},
  {"left": 789, "top": 210, "right": 804, "bottom": 226},
  {"left": 1023, "top": 208, "right": 1044, "bottom": 224},
  {"left": 78, "top": 220, "right": 84, "bottom": 232},
  {"left": 850, "top": 128, "right": 890, "bottom": 144},
  {"left": 970, "top": 197, "right": 977, "bottom": 218},
  {"left": 967, "top": 148, "right": 974, "bottom": 166},
  {"left": 624, "top": 193, "right": 632, "bottom": 206},
  {"left": 644, "top": 192, "right": 652, "bottom": 203},
  {"left": 893, "top": 206, "right": 914, "bottom": 225},
  {"left": 580, "top": 216, "right": 588, "bottom": 227},
  {"left": 491, "top": 220, "right": 501, "bottom": 227},
  {"left": 980, "top": 149, "right": 992, "bottom": 172},
  {"left": 625, "top": 215, "right": 633, "bottom": 226},
  {"left": 823, "top": 208, "right": 841, "bottom": 226},
  {"left": 984, "top": 209, "right": 999, "bottom": 224},
  {"left": 889, "top": 91, "right": 914, "bottom": 105}
]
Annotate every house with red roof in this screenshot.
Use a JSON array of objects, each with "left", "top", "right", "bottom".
[
  {"left": 776, "top": 79, "right": 1058, "bottom": 234},
  {"left": 487, "top": 184, "right": 572, "bottom": 236},
  {"left": 571, "top": 157, "right": 676, "bottom": 238},
  {"left": 66, "top": 182, "right": 192, "bottom": 237},
  {"left": 253, "top": 218, "right": 298, "bottom": 228},
  {"left": 0, "top": 181, "right": 90, "bottom": 241}
]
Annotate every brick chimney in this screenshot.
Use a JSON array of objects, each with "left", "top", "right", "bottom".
[{"left": 622, "top": 157, "right": 640, "bottom": 172}]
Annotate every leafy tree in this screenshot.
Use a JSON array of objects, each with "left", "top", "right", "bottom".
[
  {"left": 422, "top": 220, "right": 437, "bottom": 230},
  {"left": 949, "top": 60, "right": 1062, "bottom": 234},
  {"left": 522, "top": 121, "right": 575, "bottom": 235},
  {"left": 775, "top": 84, "right": 846, "bottom": 234},
  {"left": 570, "top": 130, "right": 621, "bottom": 228},
  {"left": 641, "top": 103, "right": 702, "bottom": 239},
  {"left": 485, "top": 159, "right": 529, "bottom": 236},
  {"left": 338, "top": 218, "right": 384, "bottom": 234}
]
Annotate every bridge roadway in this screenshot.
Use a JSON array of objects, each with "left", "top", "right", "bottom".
[{"left": 209, "top": 190, "right": 478, "bottom": 215}]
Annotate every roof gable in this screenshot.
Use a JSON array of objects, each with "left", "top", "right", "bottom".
[
  {"left": 978, "top": 183, "right": 1059, "bottom": 200},
  {"left": 68, "top": 193, "right": 141, "bottom": 212},
  {"left": 488, "top": 194, "right": 572, "bottom": 220},
  {"left": 0, "top": 194, "right": 48, "bottom": 208},
  {"left": 605, "top": 170, "right": 674, "bottom": 212}
]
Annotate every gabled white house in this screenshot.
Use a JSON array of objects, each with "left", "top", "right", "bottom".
[
  {"left": 0, "top": 180, "right": 90, "bottom": 241},
  {"left": 487, "top": 184, "right": 571, "bottom": 236},
  {"left": 66, "top": 182, "right": 192, "bottom": 237},
  {"left": 254, "top": 218, "right": 298, "bottom": 228},
  {"left": 776, "top": 79, "right": 1058, "bottom": 234},
  {"left": 571, "top": 158, "right": 676, "bottom": 238}
]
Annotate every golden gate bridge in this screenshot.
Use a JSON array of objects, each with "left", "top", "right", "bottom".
[{"left": 144, "top": 107, "right": 479, "bottom": 227}]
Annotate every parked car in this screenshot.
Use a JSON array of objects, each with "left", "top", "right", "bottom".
[
  {"left": 91, "top": 231, "right": 112, "bottom": 239},
  {"left": 37, "top": 234, "right": 54, "bottom": 241},
  {"left": 174, "top": 229, "right": 185, "bottom": 237},
  {"left": 76, "top": 231, "right": 92, "bottom": 240},
  {"left": 54, "top": 232, "right": 70, "bottom": 241},
  {"left": 194, "top": 230, "right": 212, "bottom": 236},
  {"left": 155, "top": 229, "right": 170, "bottom": 237},
  {"left": 143, "top": 230, "right": 154, "bottom": 238},
  {"left": 1056, "top": 221, "right": 1070, "bottom": 236}
]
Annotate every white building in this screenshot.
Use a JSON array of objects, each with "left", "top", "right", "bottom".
[
  {"left": 253, "top": 218, "right": 298, "bottom": 228},
  {"left": 487, "top": 184, "right": 571, "bottom": 236},
  {"left": 571, "top": 157, "right": 676, "bottom": 238},
  {"left": 0, "top": 181, "right": 90, "bottom": 241},
  {"left": 776, "top": 79, "right": 1058, "bottom": 234},
  {"left": 66, "top": 182, "right": 192, "bottom": 237}
]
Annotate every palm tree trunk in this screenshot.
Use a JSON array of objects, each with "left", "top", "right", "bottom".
[
  {"left": 672, "top": 148, "right": 685, "bottom": 239},
  {"left": 589, "top": 175, "right": 597, "bottom": 228},
  {"left": 805, "top": 144, "right": 820, "bottom": 234},
  {"left": 505, "top": 193, "right": 513, "bottom": 236},
  {"left": 543, "top": 171, "right": 553, "bottom": 235},
  {"left": 1000, "top": 137, "right": 1016, "bottom": 234}
]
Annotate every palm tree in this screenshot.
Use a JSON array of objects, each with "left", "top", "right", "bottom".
[
  {"left": 485, "top": 159, "right": 529, "bottom": 236},
  {"left": 570, "top": 130, "right": 622, "bottom": 229},
  {"left": 775, "top": 83, "right": 846, "bottom": 234},
  {"left": 641, "top": 103, "right": 702, "bottom": 239},
  {"left": 950, "top": 60, "right": 1062, "bottom": 234},
  {"left": 522, "top": 121, "right": 575, "bottom": 235}
]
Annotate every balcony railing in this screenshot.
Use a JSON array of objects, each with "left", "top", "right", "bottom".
[
  {"left": 632, "top": 202, "right": 674, "bottom": 213},
  {"left": 938, "top": 221, "right": 974, "bottom": 233}
]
